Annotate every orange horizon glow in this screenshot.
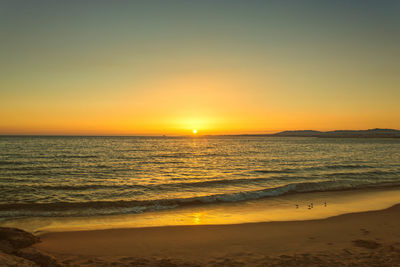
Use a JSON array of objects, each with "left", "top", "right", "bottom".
[{"left": 2, "top": 70, "right": 400, "bottom": 136}]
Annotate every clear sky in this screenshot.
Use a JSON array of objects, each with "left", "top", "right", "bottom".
[{"left": 1, "top": 0, "right": 399, "bottom": 135}]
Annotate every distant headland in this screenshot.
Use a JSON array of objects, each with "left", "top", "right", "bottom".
[{"left": 263, "top": 128, "right": 400, "bottom": 138}]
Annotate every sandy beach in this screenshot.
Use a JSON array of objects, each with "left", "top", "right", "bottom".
[{"left": 17, "top": 203, "right": 398, "bottom": 266}]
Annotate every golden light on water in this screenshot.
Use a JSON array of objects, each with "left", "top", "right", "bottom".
[{"left": 192, "top": 212, "right": 204, "bottom": 224}]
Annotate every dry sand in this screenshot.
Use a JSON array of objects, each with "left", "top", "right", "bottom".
[{"left": 32, "top": 204, "right": 400, "bottom": 266}]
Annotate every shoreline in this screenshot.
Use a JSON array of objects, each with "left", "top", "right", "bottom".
[
  {"left": 2, "top": 186, "right": 400, "bottom": 234},
  {"left": 34, "top": 201, "right": 400, "bottom": 235},
  {"left": 31, "top": 203, "right": 400, "bottom": 266}
]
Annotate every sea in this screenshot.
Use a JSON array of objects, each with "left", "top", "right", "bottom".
[{"left": 1, "top": 136, "right": 400, "bottom": 232}]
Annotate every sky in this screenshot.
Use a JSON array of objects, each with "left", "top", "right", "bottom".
[{"left": 1, "top": 0, "right": 399, "bottom": 135}]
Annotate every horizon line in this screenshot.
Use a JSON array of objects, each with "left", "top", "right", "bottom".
[{"left": 0, "top": 128, "right": 398, "bottom": 137}]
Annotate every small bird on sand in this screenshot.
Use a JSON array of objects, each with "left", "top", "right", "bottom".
[
  {"left": 324, "top": 202, "right": 327, "bottom": 207},
  {"left": 296, "top": 204, "right": 299, "bottom": 209}
]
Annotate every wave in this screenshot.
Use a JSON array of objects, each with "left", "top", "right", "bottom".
[
  {"left": 2, "top": 167, "right": 399, "bottom": 192},
  {"left": 0, "top": 166, "right": 56, "bottom": 171},
  {"left": 0, "top": 161, "right": 27, "bottom": 166},
  {"left": 254, "top": 164, "right": 376, "bottom": 174},
  {"left": 323, "top": 164, "right": 375, "bottom": 169},
  {"left": 0, "top": 177, "right": 270, "bottom": 192},
  {"left": 36, "top": 184, "right": 150, "bottom": 191},
  {"left": 325, "top": 170, "right": 398, "bottom": 177},
  {"left": 254, "top": 169, "right": 295, "bottom": 174},
  {"left": 58, "top": 155, "right": 98, "bottom": 159},
  {"left": 155, "top": 153, "right": 192, "bottom": 158},
  {"left": 1, "top": 180, "right": 399, "bottom": 218}
]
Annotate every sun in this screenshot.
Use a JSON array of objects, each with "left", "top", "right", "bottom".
[{"left": 192, "top": 129, "right": 197, "bottom": 134}]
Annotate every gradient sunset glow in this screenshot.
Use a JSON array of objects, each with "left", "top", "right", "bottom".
[{"left": 1, "top": 1, "right": 399, "bottom": 135}]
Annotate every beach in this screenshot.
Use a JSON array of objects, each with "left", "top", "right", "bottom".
[{"left": 1, "top": 203, "right": 388, "bottom": 266}]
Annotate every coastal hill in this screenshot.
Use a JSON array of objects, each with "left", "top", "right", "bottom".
[{"left": 272, "top": 128, "right": 400, "bottom": 138}]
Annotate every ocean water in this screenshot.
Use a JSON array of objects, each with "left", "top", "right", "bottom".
[{"left": 1, "top": 136, "right": 400, "bottom": 221}]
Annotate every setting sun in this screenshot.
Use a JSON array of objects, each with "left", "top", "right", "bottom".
[{"left": 192, "top": 129, "right": 197, "bottom": 134}]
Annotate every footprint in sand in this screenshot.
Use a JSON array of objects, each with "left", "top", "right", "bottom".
[
  {"left": 360, "top": 228, "right": 370, "bottom": 235},
  {"left": 352, "top": 239, "right": 381, "bottom": 249}
]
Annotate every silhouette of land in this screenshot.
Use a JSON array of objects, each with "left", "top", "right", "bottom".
[
  {"left": 273, "top": 128, "right": 400, "bottom": 138},
  {"left": 224, "top": 128, "right": 400, "bottom": 138}
]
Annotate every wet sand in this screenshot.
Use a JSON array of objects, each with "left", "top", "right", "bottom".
[
  {"left": 34, "top": 204, "right": 400, "bottom": 266},
  {"left": 4, "top": 186, "right": 400, "bottom": 234}
]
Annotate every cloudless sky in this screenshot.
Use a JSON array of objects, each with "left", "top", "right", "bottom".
[{"left": 1, "top": 0, "right": 399, "bottom": 135}]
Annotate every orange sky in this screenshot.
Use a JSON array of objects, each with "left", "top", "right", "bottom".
[{"left": 1, "top": 1, "right": 399, "bottom": 135}]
